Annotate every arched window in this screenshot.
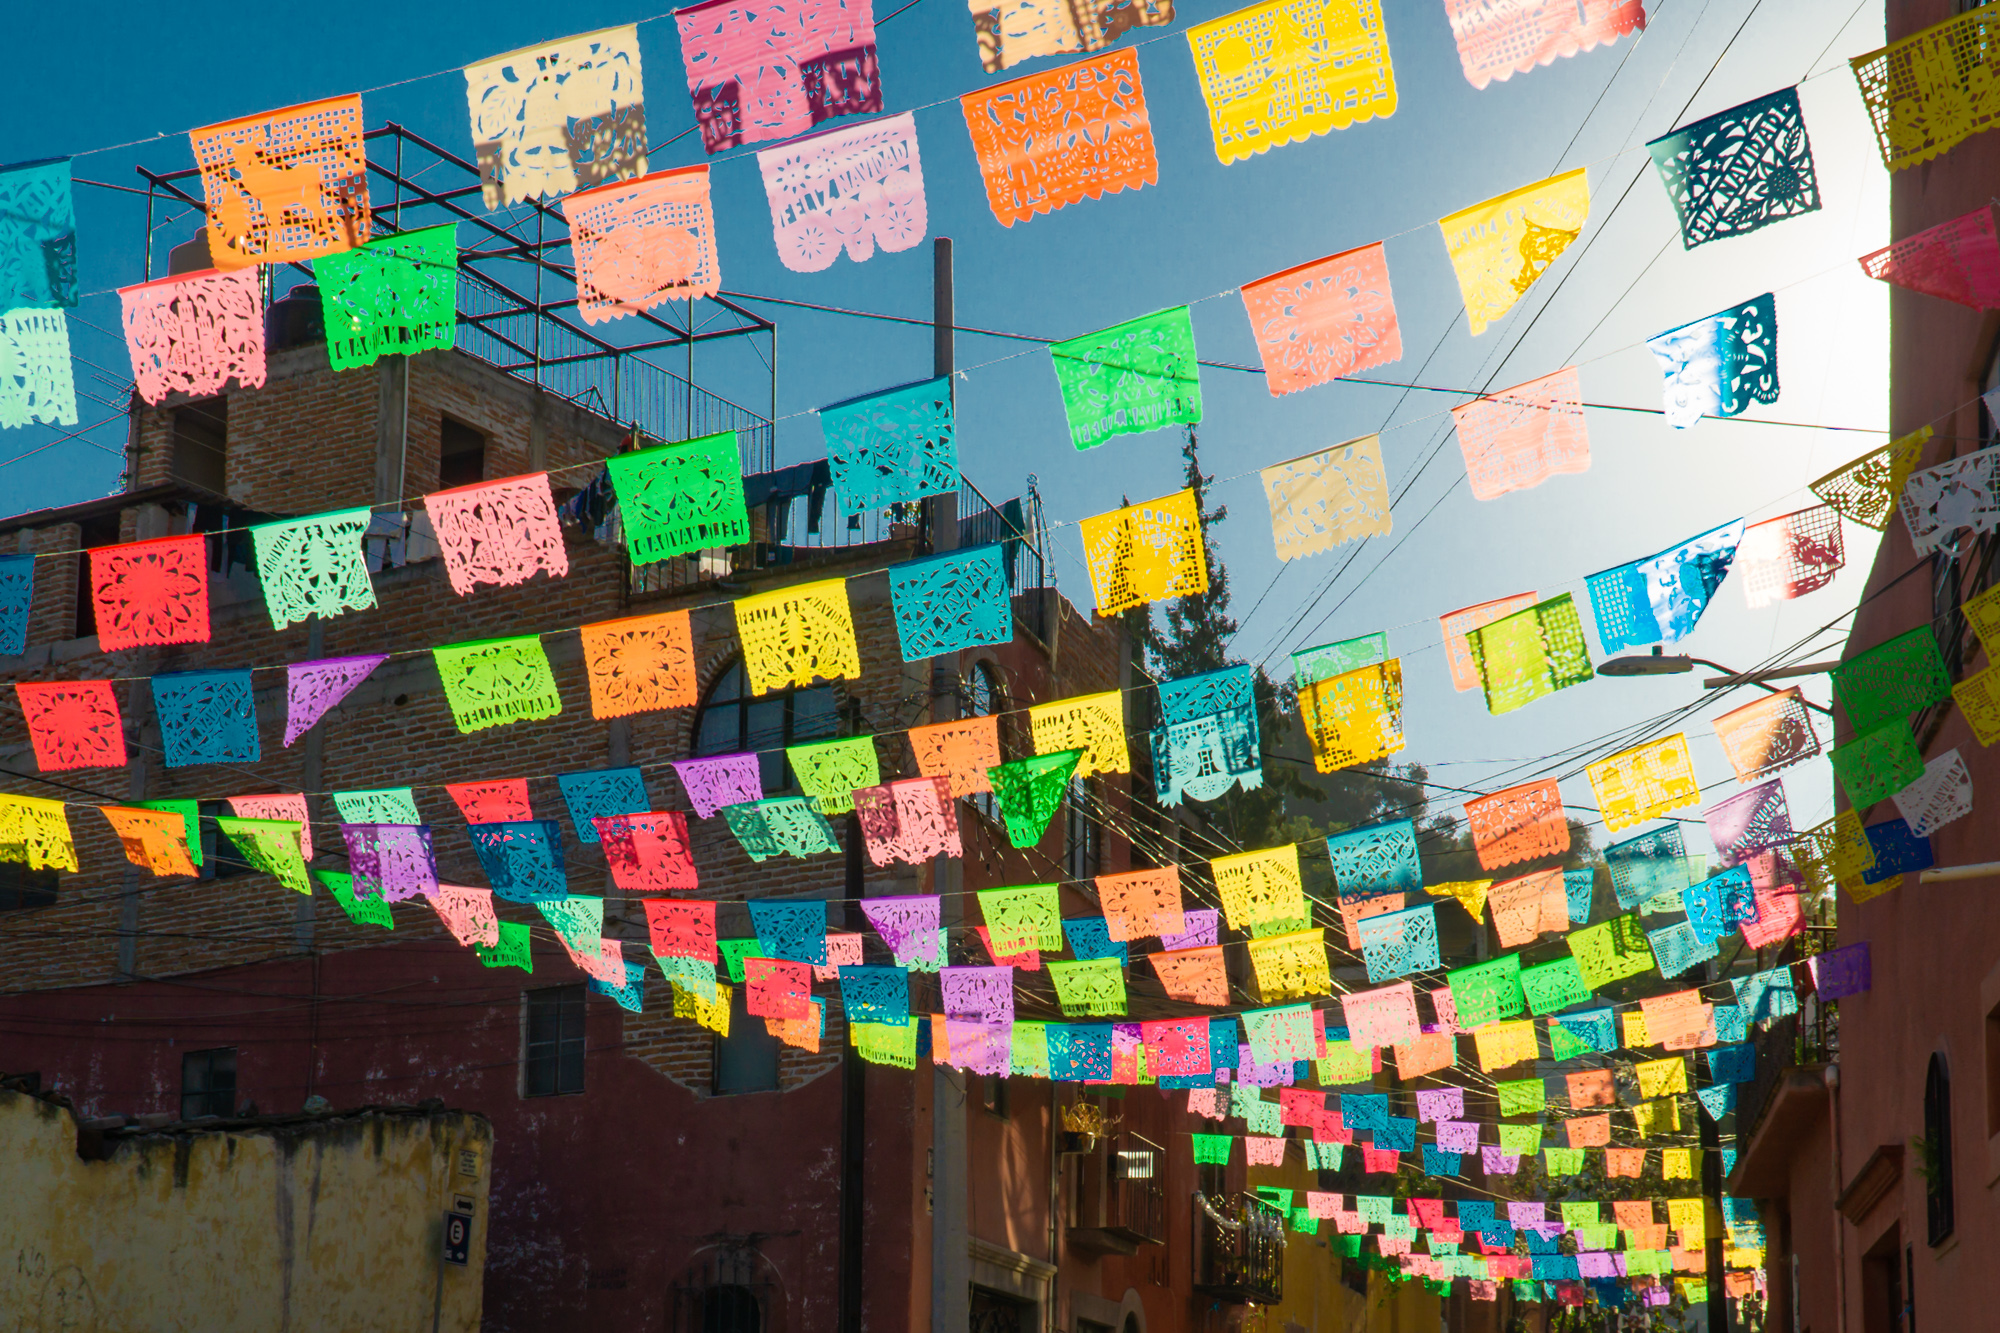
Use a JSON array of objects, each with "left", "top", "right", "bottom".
[
  {"left": 1924, "top": 1051, "right": 1955, "bottom": 1246},
  {"left": 965, "top": 662, "right": 1004, "bottom": 822},
  {"left": 693, "top": 657, "right": 840, "bottom": 791}
]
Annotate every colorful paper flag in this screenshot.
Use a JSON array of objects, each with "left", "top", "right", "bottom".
[
  {"left": 1648, "top": 88, "right": 1820, "bottom": 248},
  {"left": 189, "top": 95, "right": 368, "bottom": 269},
  {"left": 118, "top": 268, "right": 266, "bottom": 405},
  {"left": 960, "top": 49, "right": 1157, "bottom": 226},
  {"left": 1439, "top": 169, "right": 1590, "bottom": 336},
  {"left": 424, "top": 473, "right": 568, "bottom": 597},
  {"left": 314, "top": 225, "right": 457, "bottom": 371},
  {"left": 1451, "top": 368, "right": 1590, "bottom": 501},
  {"left": 1260, "top": 435, "right": 1391, "bottom": 560},
  {"left": 1185, "top": 0, "right": 1396, "bottom": 163},
  {"left": 464, "top": 26, "right": 646, "bottom": 208},
  {"left": 1647, "top": 293, "right": 1779, "bottom": 428},
  {"left": 1240, "top": 243, "right": 1401, "bottom": 395},
  {"left": 1079, "top": 489, "right": 1207, "bottom": 615},
  {"left": 565, "top": 166, "right": 719, "bottom": 321},
  {"left": 733, "top": 578, "right": 860, "bottom": 694}
]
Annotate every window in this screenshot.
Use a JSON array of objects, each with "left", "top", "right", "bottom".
[
  {"left": 713, "top": 985, "right": 781, "bottom": 1095},
  {"left": 979, "top": 1073, "right": 1009, "bottom": 1119},
  {"left": 523, "top": 985, "right": 587, "bottom": 1097},
  {"left": 72, "top": 512, "right": 121, "bottom": 639},
  {"left": 170, "top": 399, "right": 227, "bottom": 493},
  {"left": 1985, "top": 998, "right": 2000, "bottom": 1139},
  {"left": 439, "top": 417, "right": 487, "bottom": 489},
  {"left": 180, "top": 1047, "right": 237, "bottom": 1119},
  {"left": 965, "top": 663, "right": 1003, "bottom": 823},
  {"left": 692, "top": 657, "right": 840, "bottom": 792},
  {"left": 1924, "top": 1052, "right": 1955, "bottom": 1246},
  {"left": 0, "top": 862, "right": 58, "bottom": 912},
  {"left": 199, "top": 800, "right": 253, "bottom": 881},
  {"left": 969, "top": 1287, "right": 1033, "bottom": 1333},
  {"left": 1064, "top": 779, "right": 1100, "bottom": 880}
]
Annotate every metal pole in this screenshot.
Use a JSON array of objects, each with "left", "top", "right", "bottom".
[{"left": 1699, "top": 1087, "right": 1729, "bottom": 1333}]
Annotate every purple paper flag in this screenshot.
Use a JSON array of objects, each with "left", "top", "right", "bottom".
[
  {"left": 945, "top": 1018, "right": 1011, "bottom": 1076},
  {"left": 1703, "top": 778, "right": 1793, "bottom": 868},
  {"left": 1415, "top": 1087, "right": 1464, "bottom": 1123},
  {"left": 1159, "top": 908, "right": 1221, "bottom": 951},
  {"left": 341, "top": 823, "right": 437, "bottom": 902},
  {"left": 284, "top": 655, "right": 388, "bottom": 747},
  {"left": 941, "top": 965, "right": 1014, "bottom": 1024},
  {"left": 1507, "top": 1201, "right": 1545, "bottom": 1225},
  {"left": 1436, "top": 1121, "right": 1480, "bottom": 1153},
  {"left": 861, "top": 895, "right": 941, "bottom": 968},
  {"left": 1237, "top": 1042, "right": 1296, "bottom": 1087},
  {"left": 672, "top": 753, "right": 765, "bottom": 820},
  {"left": 1481, "top": 1146, "right": 1519, "bottom": 1175},
  {"left": 1810, "top": 942, "right": 1872, "bottom": 999}
]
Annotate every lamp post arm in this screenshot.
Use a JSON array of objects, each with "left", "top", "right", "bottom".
[{"left": 1688, "top": 658, "right": 1838, "bottom": 716}]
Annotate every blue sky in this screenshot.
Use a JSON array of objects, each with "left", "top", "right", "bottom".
[{"left": 3, "top": 0, "right": 1887, "bottom": 850}]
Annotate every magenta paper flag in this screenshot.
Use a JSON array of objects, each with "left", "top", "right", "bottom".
[
  {"left": 862, "top": 895, "right": 941, "bottom": 968},
  {"left": 675, "top": 0, "right": 882, "bottom": 154},
  {"left": 432, "top": 884, "right": 501, "bottom": 948},
  {"left": 945, "top": 1019, "right": 1011, "bottom": 1076},
  {"left": 672, "top": 753, "right": 764, "bottom": 820},
  {"left": 1444, "top": 0, "right": 1645, "bottom": 91},
  {"left": 1343, "top": 981, "right": 1419, "bottom": 1048},
  {"left": 342, "top": 824, "right": 437, "bottom": 902},
  {"left": 1451, "top": 367, "right": 1590, "bottom": 501},
  {"left": 1415, "top": 1087, "right": 1462, "bottom": 1122},
  {"left": 1159, "top": 908, "right": 1220, "bottom": 951},
  {"left": 225, "top": 794, "right": 312, "bottom": 860},
  {"left": 941, "top": 965, "right": 1015, "bottom": 1024},
  {"left": 118, "top": 268, "right": 266, "bottom": 404},
  {"left": 854, "top": 776, "right": 961, "bottom": 867},
  {"left": 1703, "top": 780, "right": 1792, "bottom": 868},
  {"left": 284, "top": 654, "right": 386, "bottom": 746},
  {"left": 1859, "top": 205, "right": 2000, "bottom": 309},
  {"left": 758, "top": 113, "right": 925, "bottom": 272},
  {"left": 424, "top": 473, "right": 569, "bottom": 597}
]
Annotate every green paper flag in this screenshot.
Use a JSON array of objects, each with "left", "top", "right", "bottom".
[
  {"left": 476, "top": 919, "right": 533, "bottom": 971},
  {"left": 314, "top": 869, "right": 393, "bottom": 929},
  {"left": 1048, "top": 957, "right": 1128, "bottom": 1016},
  {"left": 787, "top": 735, "right": 880, "bottom": 816},
  {"left": 136, "top": 799, "right": 202, "bottom": 867},
  {"left": 1518, "top": 955, "right": 1594, "bottom": 1016},
  {"left": 1011, "top": 1021, "right": 1050, "bottom": 1078},
  {"left": 433, "top": 636, "right": 563, "bottom": 734},
  {"left": 1446, "top": 953, "right": 1525, "bottom": 1029},
  {"left": 1543, "top": 1147, "right": 1585, "bottom": 1176},
  {"left": 1497, "top": 1078, "right": 1545, "bottom": 1117},
  {"left": 1050, "top": 306, "right": 1203, "bottom": 451},
  {"left": 1192, "top": 1132, "right": 1234, "bottom": 1165},
  {"left": 1567, "top": 914, "right": 1656, "bottom": 990},
  {"left": 315, "top": 224, "right": 458, "bottom": 372},
  {"left": 718, "top": 938, "right": 760, "bottom": 984},
  {"left": 1317, "top": 1038, "right": 1372, "bottom": 1085},
  {"left": 978, "top": 884, "right": 1065, "bottom": 956},
  {"left": 1497, "top": 1122, "right": 1542, "bottom": 1155},
  {"left": 605, "top": 431, "right": 750, "bottom": 564},
  {"left": 854, "top": 1016, "right": 920, "bottom": 1068},
  {"left": 1830, "top": 625, "right": 1950, "bottom": 732},
  {"left": 214, "top": 816, "right": 310, "bottom": 895},
  {"left": 988, "top": 749, "right": 1083, "bottom": 849},
  {"left": 1466, "top": 593, "right": 1594, "bottom": 715},
  {"left": 1829, "top": 720, "right": 1925, "bottom": 807}
]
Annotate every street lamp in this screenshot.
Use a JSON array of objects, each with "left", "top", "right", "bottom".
[{"left": 1597, "top": 647, "right": 1838, "bottom": 714}]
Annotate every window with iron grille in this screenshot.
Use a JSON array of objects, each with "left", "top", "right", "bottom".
[
  {"left": 523, "top": 985, "right": 586, "bottom": 1097},
  {"left": 0, "top": 862, "right": 58, "bottom": 912},
  {"left": 1924, "top": 1052, "right": 1955, "bottom": 1246},
  {"left": 180, "top": 1047, "right": 236, "bottom": 1119},
  {"left": 669, "top": 1246, "right": 773, "bottom": 1333}
]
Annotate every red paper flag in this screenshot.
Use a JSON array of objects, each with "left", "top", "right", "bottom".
[
  {"left": 645, "top": 898, "right": 718, "bottom": 962},
  {"left": 447, "top": 778, "right": 533, "bottom": 825},
  {"left": 89, "top": 535, "right": 210, "bottom": 650},
  {"left": 17, "top": 680, "right": 126, "bottom": 770},
  {"left": 595, "top": 810, "right": 699, "bottom": 894},
  {"left": 745, "top": 956, "right": 811, "bottom": 1020}
]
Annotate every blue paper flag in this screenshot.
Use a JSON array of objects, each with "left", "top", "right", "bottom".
[
  {"left": 1713, "top": 1003, "right": 1747, "bottom": 1044},
  {"left": 1647, "top": 920, "right": 1718, "bottom": 979},
  {"left": 0, "top": 158, "right": 77, "bottom": 310},
  {"left": 1647, "top": 89, "right": 1821, "bottom": 249},
  {"left": 1457, "top": 1201, "right": 1495, "bottom": 1231},
  {"left": 1326, "top": 818, "right": 1421, "bottom": 901},
  {"left": 1341, "top": 1093, "right": 1389, "bottom": 1132},
  {"left": 1422, "top": 1144, "right": 1461, "bottom": 1177},
  {"left": 887, "top": 544, "right": 1011, "bottom": 662},
  {"left": 1048, "top": 1022, "right": 1113, "bottom": 1081},
  {"left": 1706, "top": 1043, "right": 1756, "bottom": 1084},
  {"left": 467, "top": 820, "right": 568, "bottom": 903},
  {"left": 748, "top": 900, "right": 829, "bottom": 966},
  {"left": 1647, "top": 292, "right": 1780, "bottom": 429},
  {"left": 1550, "top": 1005, "right": 1617, "bottom": 1053},
  {"left": 1563, "top": 869, "right": 1594, "bottom": 927},
  {"left": 0, "top": 554, "right": 32, "bottom": 655},
  {"left": 1606, "top": 824, "right": 1690, "bottom": 909},
  {"left": 1152, "top": 665, "right": 1264, "bottom": 806},
  {"left": 1695, "top": 1081, "right": 1738, "bottom": 1120},
  {"left": 1358, "top": 902, "right": 1441, "bottom": 983},
  {"left": 1374, "top": 1115, "right": 1417, "bottom": 1152},
  {"left": 838, "top": 965, "right": 911, "bottom": 1024},
  {"left": 1734, "top": 966, "right": 1798, "bottom": 1026},
  {"left": 1062, "top": 916, "right": 1127, "bottom": 963},
  {"left": 819, "top": 377, "right": 958, "bottom": 510},
  {"left": 1862, "top": 818, "right": 1933, "bottom": 880},
  {"left": 1209, "top": 1017, "right": 1241, "bottom": 1069},
  {"left": 1588, "top": 519, "right": 1746, "bottom": 651},
  {"left": 1683, "top": 865, "right": 1752, "bottom": 947},
  {"left": 589, "top": 959, "right": 645, "bottom": 1012},
  {"left": 1157, "top": 1073, "right": 1216, "bottom": 1089},
  {"left": 152, "top": 670, "right": 259, "bottom": 767},
  {"left": 557, "top": 767, "right": 649, "bottom": 844}
]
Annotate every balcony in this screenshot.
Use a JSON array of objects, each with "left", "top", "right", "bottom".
[
  {"left": 1729, "top": 930, "right": 1841, "bottom": 1199},
  {"left": 1067, "top": 1133, "right": 1166, "bottom": 1256},
  {"left": 1191, "top": 1191, "right": 1285, "bottom": 1305}
]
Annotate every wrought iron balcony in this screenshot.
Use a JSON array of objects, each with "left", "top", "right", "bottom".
[
  {"left": 1067, "top": 1133, "right": 1166, "bottom": 1255},
  {"left": 1191, "top": 1191, "right": 1285, "bottom": 1305}
]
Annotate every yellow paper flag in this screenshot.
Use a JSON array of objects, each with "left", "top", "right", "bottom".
[
  {"left": 1587, "top": 733, "right": 1700, "bottom": 834},
  {"left": 1212, "top": 845, "right": 1308, "bottom": 933},
  {"left": 1300, "top": 659, "right": 1404, "bottom": 773},
  {"left": 1029, "top": 691, "right": 1131, "bottom": 778},
  {"left": 733, "top": 578, "right": 860, "bottom": 695},
  {"left": 1439, "top": 168, "right": 1590, "bottom": 336},
  {"left": 1186, "top": 0, "right": 1397, "bottom": 164},
  {"left": 1080, "top": 489, "right": 1208, "bottom": 616},
  {"left": 1259, "top": 435, "right": 1392, "bottom": 561},
  {"left": 1246, "top": 928, "right": 1333, "bottom": 1002}
]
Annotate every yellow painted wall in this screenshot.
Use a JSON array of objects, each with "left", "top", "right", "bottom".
[
  {"left": 0, "top": 1090, "right": 490, "bottom": 1332},
  {"left": 1244, "top": 1155, "right": 1444, "bottom": 1333}
]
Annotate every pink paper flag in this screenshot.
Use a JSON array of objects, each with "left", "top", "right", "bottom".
[
  {"left": 226, "top": 794, "right": 313, "bottom": 860},
  {"left": 1736, "top": 506, "right": 1844, "bottom": 609},
  {"left": 746, "top": 956, "right": 812, "bottom": 1020},
  {"left": 1343, "top": 981, "right": 1420, "bottom": 1049},
  {"left": 447, "top": 778, "right": 533, "bottom": 825},
  {"left": 284, "top": 655, "right": 387, "bottom": 746},
  {"left": 423, "top": 474, "right": 569, "bottom": 597},
  {"left": 1444, "top": 0, "right": 1645, "bottom": 91},
  {"left": 758, "top": 113, "right": 925, "bottom": 272},
  {"left": 1239, "top": 242, "right": 1402, "bottom": 396},
  {"left": 89, "top": 535, "right": 210, "bottom": 651},
  {"left": 118, "top": 268, "right": 267, "bottom": 404},
  {"left": 813, "top": 931, "right": 865, "bottom": 981},
  {"left": 563, "top": 166, "right": 720, "bottom": 322},
  {"left": 1307, "top": 1190, "right": 1341, "bottom": 1219},
  {"left": 944, "top": 1018, "right": 1010, "bottom": 1076},
  {"left": 595, "top": 810, "right": 699, "bottom": 894},
  {"left": 854, "top": 776, "right": 961, "bottom": 867},
  {"left": 1450, "top": 367, "right": 1590, "bottom": 502},
  {"left": 1142, "top": 1017, "right": 1209, "bottom": 1077},
  {"left": 673, "top": 753, "right": 764, "bottom": 820},
  {"left": 1860, "top": 205, "right": 2000, "bottom": 309},
  {"left": 567, "top": 936, "right": 627, "bottom": 985},
  {"left": 644, "top": 898, "right": 718, "bottom": 962},
  {"left": 676, "top": 0, "right": 882, "bottom": 153},
  {"left": 1246, "top": 1135, "right": 1287, "bottom": 1167},
  {"left": 940, "top": 965, "right": 1015, "bottom": 1024},
  {"left": 432, "top": 884, "right": 500, "bottom": 948}
]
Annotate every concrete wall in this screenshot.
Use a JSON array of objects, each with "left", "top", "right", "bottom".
[{"left": 0, "top": 1090, "right": 488, "bottom": 1332}]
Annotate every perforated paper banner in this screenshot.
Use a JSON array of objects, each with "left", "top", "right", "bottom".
[
  {"left": 219, "top": 816, "right": 310, "bottom": 895},
  {"left": 314, "top": 225, "right": 457, "bottom": 371},
  {"left": 676, "top": 0, "right": 880, "bottom": 153},
  {"left": 1357, "top": 904, "right": 1439, "bottom": 983},
  {"left": 1900, "top": 444, "right": 2000, "bottom": 556},
  {"left": 1445, "top": 953, "right": 1523, "bottom": 1029},
  {"left": 646, "top": 898, "right": 718, "bottom": 962},
  {"left": 577, "top": 608, "right": 696, "bottom": 720},
  {"left": 1444, "top": 0, "right": 1643, "bottom": 89},
  {"left": 432, "top": 884, "right": 501, "bottom": 949},
  {"left": 119, "top": 268, "right": 266, "bottom": 404},
  {"left": 333, "top": 788, "right": 421, "bottom": 825},
  {"left": 1186, "top": 0, "right": 1396, "bottom": 164},
  {"left": 1812, "top": 428, "right": 1929, "bottom": 531},
  {"left": 1648, "top": 88, "right": 1819, "bottom": 249},
  {"left": 888, "top": 545, "right": 1008, "bottom": 662},
  {"left": 1465, "top": 779, "right": 1568, "bottom": 871},
  {"left": 16, "top": 680, "right": 126, "bottom": 772},
  {"left": 1260, "top": 435, "right": 1391, "bottom": 560},
  {"left": 1474, "top": 1019, "right": 1539, "bottom": 1072},
  {"left": 317, "top": 869, "right": 393, "bottom": 930},
  {"left": 1831, "top": 723, "right": 1925, "bottom": 811},
  {"left": 1852, "top": 2, "right": 2000, "bottom": 170},
  {"left": 565, "top": 167, "right": 718, "bottom": 322},
  {"left": 854, "top": 776, "right": 961, "bottom": 866},
  {"left": 1489, "top": 870, "right": 1568, "bottom": 948},
  {"left": 0, "top": 309, "right": 76, "bottom": 430},
  {"left": 758, "top": 112, "right": 925, "bottom": 272},
  {"left": 596, "top": 811, "right": 699, "bottom": 894},
  {"left": 1893, "top": 748, "right": 1973, "bottom": 837},
  {"left": 1647, "top": 919, "right": 1718, "bottom": 978},
  {"left": 557, "top": 767, "right": 648, "bottom": 845},
  {"left": 249, "top": 508, "right": 375, "bottom": 632},
  {"left": 1588, "top": 519, "right": 1745, "bottom": 652},
  {"left": 101, "top": 806, "right": 196, "bottom": 878},
  {"left": 1292, "top": 633, "right": 1385, "bottom": 688},
  {"left": 1079, "top": 488, "right": 1207, "bottom": 616},
  {"left": 1029, "top": 691, "right": 1128, "bottom": 778},
  {"left": 971, "top": 0, "right": 1172, "bottom": 70},
  {"left": 1345, "top": 982, "right": 1420, "bottom": 1050},
  {"left": 1439, "top": 593, "right": 1537, "bottom": 693},
  {"left": 1049, "top": 957, "right": 1127, "bottom": 1016},
  {"left": 432, "top": 637, "right": 562, "bottom": 734},
  {"left": 1833, "top": 626, "right": 1950, "bottom": 732},
  {"left": 1647, "top": 293, "right": 1779, "bottom": 429},
  {"left": 1246, "top": 929, "right": 1331, "bottom": 1001},
  {"left": 988, "top": 750, "right": 1080, "bottom": 848},
  {"left": 788, "top": 735, "right": 880, "bottom": 815},
  {"left": 1466, "top": 593, "right": 1592, "bottom": 715},
  {"left": 605, "top": 431, "right": 748, "bottom": 565},
  {"left": 978, "top": 884, "right": 1063, "bottom": 957},
  {"left": 723, "top": 797, "right": 842, "bottom": 861},
  {"left": 961, "top": 48, "right": 1156, "bottom": 226},
  {"left": 1587, "top": 734, "right": 1700, "bottom": 833},
  {"left": 1097, "top": 866, "right": 1184, "bottom": 941},
  {"left": 1738, "top": 506, "right": 1843, "bottom": 609},
  {"left": 1704, "top": 780, "right": 1792, "bottom": 867},
  {"left": 1452, "top": 368, "right": 1590, "bottom": 501},
  {"left": 1810, "top": 941, "right": 1872, "bottom": 999},
  {"left": 464, "top": 26, "right": 645, "bottom": 208},
  {"left": 1326, "top": 818, "right": 1420, "bottom": 900},
  {"left": 1212, "top": 845, "right": 1307, "bottom": 933},
  {"left": 821, "top": 377, "right": 956, "bottom": 511},
  {"left": 190, "top": 96, "right": 368, "bottom": 269},
  {"left": 1299, "top": 659, "right": 1403, "bottom": 773},
  {"left": 1151, "top": 945, "right": 1228, "bottom": 1005},
  {"left": 749, "top": 900, "right": 829, "bottom": 966},
  {"left": 1050, "top": 307, "right": 1201, "bottom": 450},
  {"left": 1153, "top": 666, "right": 1263, "bottom": 805},
  {"left": 154, "top": 671, "right": 258, "bottom": 767},
  {"left": 424, "top": 473, "right": 568, "bottom": 597},
  {"left": 89, "top": 534, "right": 209, "bottom": 651},
  {"left": 734, "top": 578, "right": 860, "bottom": 694},
  {"left": 1859, "top": 205, "right": 2000, "bottom": 308},
  {"left": 284, "top": 655, "right": 385, "bottom": 747},
  {"left": 1241, "top": 243, "right": 1400, "bottom": 396},
  {"left": 1439, "top": 169, "right": 1589, "bottom": 336},
  {"left": 0, "top": 158, "right": 76, "bottom": 310},
  {"left": 909, "top": 715, "right": 1001, "bottom": 798}
]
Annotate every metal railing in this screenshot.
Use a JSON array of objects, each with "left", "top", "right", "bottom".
[
  {"left": 1735, "top": 929, "right": 1841, "bottom": 1140},
  {"left": 1191, "top": 1191, "right": 1285, "bottom": 1305}
]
